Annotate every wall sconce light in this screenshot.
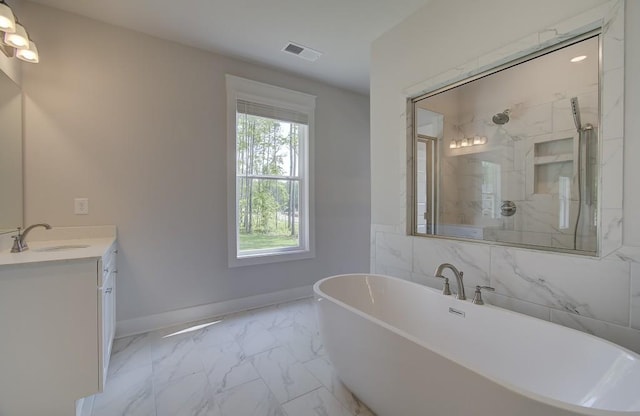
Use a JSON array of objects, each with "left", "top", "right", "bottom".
[
  {"left": 0, "top": 1, "right": 16, "bottom": 33},
  {"left": 450, "top": 136, "right": 488, "bottom": 150},
  {"left": 0, "top": 1, "right": 39, "bottom": 63}
]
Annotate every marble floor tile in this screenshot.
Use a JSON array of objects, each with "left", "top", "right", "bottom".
[
  {"left": 190, "top": 318, "right": 235, "bottom": 348},
  {"left": 214, "top": 379, "right": 285, "bottom": 416},
  {"left": 108, "top": 333, "right": 153, "bottom": 378},
  {"left": 282, "top": 387, "right": 352, "bottom": 416},
  {"left": 92, "top": 365, "right": 155, "bottom": 416},
  {"left": 154, "top": 372, "right": 219, "bottom": 416},
  {"left": 151, "top": 332, "right": 205, "bottom": 386},
  {"left": 226, "top": 316, "right": 280, "bottom": 356},
  {"left": 270, "top": 321, "right": 324, "bottom": 363},
  {"left": 304, "top": 356, "right": 375, "bottom": 416},
  {"left": 251, "top": 346, "right": 322, "bottom": 403},
  {"left": 199, "top": 341, "right": 260, "bottom": 393},
  {"left": 95, "top": 299, "right": 372, "bottom": 416}
]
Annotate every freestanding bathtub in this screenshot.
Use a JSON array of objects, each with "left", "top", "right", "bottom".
[{"left": 313, "top": 274, "right": 640, "bottom": 416}]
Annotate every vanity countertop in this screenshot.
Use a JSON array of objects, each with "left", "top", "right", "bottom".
[
  {"left": 0, "top": 226, "right": 117, "bottom": 267},
  {"left": 0, "top": 237, "right": 116, "bottom": 267}
]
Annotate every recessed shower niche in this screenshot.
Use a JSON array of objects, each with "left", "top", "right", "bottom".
[{"left": 409, "top": 33, "right": 600, "bottom": 254}]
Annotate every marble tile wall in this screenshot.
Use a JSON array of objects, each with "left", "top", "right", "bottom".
[
  {"left": 404, "top": 0, "right": 625, "bottom": 258},
  {"left": 372, "top": 223, "right": 640, "bottom": 354},
  {"left": 373, "top": 3, "right": 633, "bottom": 356}
]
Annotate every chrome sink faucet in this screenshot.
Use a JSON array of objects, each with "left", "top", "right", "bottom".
[
  {"left": 11, "top": 223, "right": 52, "bottom": 253},
  {"left": 434, "top": 263, "right": 466, "bottom": 300}
]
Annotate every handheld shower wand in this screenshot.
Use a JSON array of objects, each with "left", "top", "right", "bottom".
[{"left": 570, "top": 97, "right": 582, "bottom": 132}]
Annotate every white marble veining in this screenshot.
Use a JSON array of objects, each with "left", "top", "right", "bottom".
[
  {"left": 270, "top": 322, "right": 324, "bottom": 363},
  {"left": 90, "top": 298, "right": 373, "bottom": 416},
  {"left": 226, "top": 314, "right": 280, "bottom": 356},
  {"left": 200, "top": 341, "right": 259, "bottom": 393},
  {"left": 304, "top": 356, "right": 375, "bottom": 416},
  {"left": 154, "top": 372, "right": 218, "bottom": 416},
  {"left": 108, "top": 334, "right": 153, "bottom": 379},
  {"left": 550, "top": 309, "right": 640, "bottom": 354},
  {"left": 601, "top": 208, "right": 624, "bottom": 257},
  {"left": 601, "top": 66, "right": 624, "bottom": 141},
  {"left": 485, "top": 291, "right": 552, "bottom": 321},
  {"left": 602, "top": 0, "right": 624, "bottom": 71},
  {"left": 151, "top": 330, "right": 205, "bottom": 386},
  {"left": 214, "top": 379, "right": 283, "bottom": 416},
  {"left": 490, "top": 246, "right": 630, "bottom": 325},
  {"left": 251, "top": 346, "right": 322, "bottom": 403},
  {"left": 600, "top": 137, "right": 624, "bottom": 209},
  {"left": 282, "top": 387, "right": 351, "bottom": 416},
  {"left": 92, "top": 365, "right": 155, "bottom": 416},
  {"left": 374, "top": 231, "right": 413, "bottom": 272},
  {"left": 412, "top": 237, "right": 491, "bottom": 287}
]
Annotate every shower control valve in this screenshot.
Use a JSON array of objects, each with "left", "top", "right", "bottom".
[{"left": 500, "top": 201, "right": 517, "bottom": 217}]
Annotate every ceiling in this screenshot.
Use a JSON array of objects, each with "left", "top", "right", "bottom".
[{"left": 27, "top": 0, "right": 432, "bottom": 95}]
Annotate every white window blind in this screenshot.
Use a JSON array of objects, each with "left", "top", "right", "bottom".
[{"left": 237, "top": 99, "right": 309, "bottom": 125}]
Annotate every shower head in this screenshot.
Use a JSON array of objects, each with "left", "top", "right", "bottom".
[
  {"left": 492, "top": 109, "right": 510, "bottom": 125},
  {"left": 570, "top": 97, "right": 582, "bottom": 131}
]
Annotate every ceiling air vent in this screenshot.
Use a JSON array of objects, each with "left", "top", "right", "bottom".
[{"left": 282, "top": 42, "right": 322, "bottom": 62}]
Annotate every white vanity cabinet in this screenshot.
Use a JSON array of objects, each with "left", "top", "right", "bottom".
[
  {"left": 0, "top": 239, "right": 117, "bottom": 416},
  {"left": 98, "top": 244, "right": 117, "bottom": 388}
]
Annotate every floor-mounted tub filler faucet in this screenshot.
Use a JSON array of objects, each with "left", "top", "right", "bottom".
[
  {"left": 11, "top": 223, "right": 52, "bottom": 253},
  {"left": 434, "top": 263, "right": 466, "bottom": 300}
]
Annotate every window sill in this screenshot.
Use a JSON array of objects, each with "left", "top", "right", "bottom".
[{"left": 229, "top": 248, "right": 315, "bottom": 268}]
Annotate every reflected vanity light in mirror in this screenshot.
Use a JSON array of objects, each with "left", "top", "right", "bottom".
[
  {"left": 3, "top": 22, "right": 27, "bottom": 47},
  {"left": 0, "top": 1, "right": 39, "bottom": 64},
  {"left": 16, "top": 40, "right": 38, "bottom": 63},
  {"left": 450, "top": 136, "right": 487, "bottom": 149}
]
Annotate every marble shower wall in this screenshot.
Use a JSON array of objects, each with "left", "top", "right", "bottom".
[{"left": 371, "top": 1, "right": 635, "bottom": 352}]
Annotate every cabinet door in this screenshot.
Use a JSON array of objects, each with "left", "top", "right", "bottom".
[
  {"left": 101, "top": 272, "right": 115, "bottom": 387},
  {"left": 98, "top": 245, "right": 117, "bottom": 390}
]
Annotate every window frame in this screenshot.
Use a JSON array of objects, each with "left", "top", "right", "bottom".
[{"left": 226, "top": 75, "right": 316, "bottom": 267}]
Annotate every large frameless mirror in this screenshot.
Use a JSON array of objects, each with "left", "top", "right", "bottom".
[
  {"left": 410, "top": 32, "right": 600, "bottom": 255},
  {"left": 0, "top": 67, "right": 23, "bottom": 234}
]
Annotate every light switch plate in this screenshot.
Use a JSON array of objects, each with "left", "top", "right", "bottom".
[{"left": 74, "top": 198, "right": 89, "bottom": 215}]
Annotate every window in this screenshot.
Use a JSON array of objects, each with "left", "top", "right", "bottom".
[{"left": 226, "top": 75, "right": 315, "bottom": 266}]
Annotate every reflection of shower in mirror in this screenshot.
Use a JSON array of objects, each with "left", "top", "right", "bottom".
[
  {"left": 492, "top": 109, "right": 511, "bottom": 125},
  {"left": 571, "top": 96, "right": 596, "bottom": 250}
]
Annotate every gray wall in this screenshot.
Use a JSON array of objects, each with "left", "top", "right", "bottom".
[{"left": 20, "top": 2, "right": 370, "bottom": 323}]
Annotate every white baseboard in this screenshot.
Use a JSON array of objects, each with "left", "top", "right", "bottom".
[{"left": 115, "top": 285, "right": 313, "bottom": 338}]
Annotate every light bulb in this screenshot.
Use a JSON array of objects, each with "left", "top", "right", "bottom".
[
  {"left": 16, "top": 40, "right": 39, "bottom": 63},
  {"left": 0, "top": 2, "right": 16, "bottom": 33},
  {"left": 4, "top": 22, "right": 28, "bottom": 48}
]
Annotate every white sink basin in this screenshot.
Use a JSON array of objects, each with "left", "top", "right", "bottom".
[{"left": 32, "top": 244, "right": 91, "bottom": 252}]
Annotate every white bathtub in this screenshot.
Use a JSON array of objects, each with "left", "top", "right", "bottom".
[{"left": 313, "top": 274, "right": 640, "bottom": 416}]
